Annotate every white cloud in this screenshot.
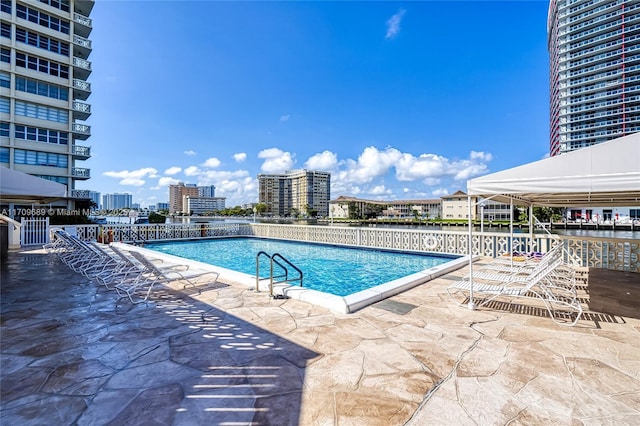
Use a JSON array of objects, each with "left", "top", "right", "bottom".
[
  {"left": 369, "top": 185, "right": 392, "bottom": 196},
  {"left": 470, "top": 151, "right": 493, "bottom": 162},
  {"left": 184, "top": 150, "right": 197, "bottom": 156},
  {"left": 184, "top": 166, "right": 200, "bottom": 176},
  {"left": 201, "top": 157, "right": 221, "bottom": 168},
  {"left": 339, "top": 146, "right": 402, "bottom": 184},
  {"left": 258, "top": 147, "right": 295, "bottom": 173},
  {"left": 280, "top": 114, "right": 290, "bottom": 122},
  {"left": 385, "top": 8, "right": 406, "bottom": 40},
  {"left": 158, "top": 176, "right": 180, "bottom": 187},
  {"left": 103, "top": 167, "right": 159, "bottom": 187},
  {"left": 432, "top": 188, "right": 450, "bottom": 197},
  {"left": 304, "top": 150, "right": 338, "bottom": 170},
  {"left": 164, "top": 166, "right": 182, "bottom": 175},
  {"left": 233, "top": 152, "right": 247, "bottom": 162}
]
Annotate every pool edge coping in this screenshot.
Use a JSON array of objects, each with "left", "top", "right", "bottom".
[{"left": 112, "top": 242, "right": 475, "bottom": 314}]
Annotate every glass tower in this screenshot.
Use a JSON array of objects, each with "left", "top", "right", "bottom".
[{"left": 548, "top": 0, "right": 640, "bottom": 156}]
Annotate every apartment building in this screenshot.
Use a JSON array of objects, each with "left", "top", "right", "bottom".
[
  {"left": 547, "top": 0, "right": 640, "bottom": 155},
  {"left": 169, "top": 182, "right": 198, "bottom": 214},
  {"left": 329, "top": 196, "right": 442, "bottom": 219},
  {"left": 183, "top": 196, "right": 226, "bottom": 215},
  {"left": 258, "top": 169, "right": 331, "bottom": 217},
  {"left": 0, "top": 0, "right": 94, "bottom": 207},
  {"left": 102, "top": 192, "right": 132, "bottom": 210}
]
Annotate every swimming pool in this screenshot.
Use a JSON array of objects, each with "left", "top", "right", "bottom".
[{"left": 145, "top": 237, "right": 457, "bottom": 297}]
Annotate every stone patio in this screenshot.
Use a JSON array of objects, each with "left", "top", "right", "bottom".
[{"left": 1, "top": 248, "right": 639, "bottom": 425}]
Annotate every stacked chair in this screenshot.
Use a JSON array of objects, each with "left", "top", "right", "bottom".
[
  {"left": 45, "top": 230, "right": 219, "bottom": 304},
  {"left": 447, "top": 242, "right": 583, "bottom": 326}
]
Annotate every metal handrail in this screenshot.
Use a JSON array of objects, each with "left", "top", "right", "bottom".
[
  {"left": 255, "top": 251, "right": 271, "bottom": 291},
  {"left": 269, "top": 253, "right": 303, "bottom": 295},
  {"left": 255, "top": 251, "right": 303, "bottom": 296}
]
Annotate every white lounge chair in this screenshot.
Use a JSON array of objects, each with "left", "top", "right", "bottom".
[
  {"left": 112, "top": 249, "right": 220, "bottom": 304},
  {"left": 447, "top": 255, "right": 582, "bottom": 326}
]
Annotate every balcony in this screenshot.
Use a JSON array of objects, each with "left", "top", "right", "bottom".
[
  {"left": 73, "top": 12, "right": 92, "bottom": 38},
  {"left": 72, "top": 79, "right": 91, "bottom": 101},
  {"left": 71, "top": 189, "right": 91, "bottom": 199},
  {"left": 72, "top": 123, "right": 91, "bottom": 140},
  {"left": 72, "top": 144, "right": 91, "bottom": 159},
  {"left": 72, "top": 167, "right": 90, "bottom": 179},
  {"left": 72, "top": 101, "right": 91, "bottom": 120},
  {"left": 73, "top": 35, "right": 92, "bottom": 59},
  {"left": 72, "top": 57, "right": 92, "bottom": 80}
]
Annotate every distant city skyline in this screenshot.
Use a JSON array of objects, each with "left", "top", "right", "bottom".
[{"left": 77, "top": 1, "right": 552, "bottom": 208}]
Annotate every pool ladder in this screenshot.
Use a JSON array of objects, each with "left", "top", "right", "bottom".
[{"left": 255, "top": 251, "right": 303, "bottom": 298}]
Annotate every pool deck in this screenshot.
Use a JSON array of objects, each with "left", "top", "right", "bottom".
[{"left": 1, "top": 247, "right": 639, "bottom": 425}]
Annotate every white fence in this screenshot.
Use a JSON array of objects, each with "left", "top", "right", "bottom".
[
  {"left": 48, "top": 222, "right": 638, "bottom": 272},
  {"left": 20, "top": 217, "right": 50, "bottom": 246}
]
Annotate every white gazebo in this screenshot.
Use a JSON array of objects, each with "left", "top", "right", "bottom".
[{"left": 462, "top": 133, "right": 640, "bottom": 308}]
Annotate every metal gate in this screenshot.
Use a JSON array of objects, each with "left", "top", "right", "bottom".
[{"left": 20, "top": 217, "right": 50, "bottom": 246}]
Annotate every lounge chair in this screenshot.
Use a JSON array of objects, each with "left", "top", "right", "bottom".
[
  {"left": 112, "top": 249, "right": 220, "bottom": 304},
  {"left": 447, "top": 255, "right": 582, "bottom": 326}
]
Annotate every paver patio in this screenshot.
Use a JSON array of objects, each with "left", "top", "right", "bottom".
[{"left": 1, "top": 248, "right": 639, "bottom": 425}]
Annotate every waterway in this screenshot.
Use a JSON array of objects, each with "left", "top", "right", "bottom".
[{"left": 96, "top": 216, "right": 640, "bottom": 239}]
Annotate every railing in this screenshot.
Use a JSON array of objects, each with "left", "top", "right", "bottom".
[
  {"left": 73, "top": 12, "right": 92, "bottom": 28},
  {"left": 73, "top": 34, "right": 92, "bottom": 49},
  {"left": 72, "top": 123, "right": 91, "bottom": 136},
  {"left": 73, "top": 101, "right": 91, "bottom": 113},
  {"left": 72, "top": 57, "right": 92, "bottom": 71},
  {"left": 71, "top": 167, "right": 90, "bottom": 178},
  {"left": 72, "top": 145, "right": 91, "bottom": 157},
  {"left": 70, "top": 189, "right": 90, "bottom": 199},
  {"left": 51, "top": 223, "right": 639, "bottom": 272},
  {"left": 255, "top": 251, "right": 303, "bottom": 296},
  {"left": 73, "top": 78, "right": 91, "bottom": 92}
]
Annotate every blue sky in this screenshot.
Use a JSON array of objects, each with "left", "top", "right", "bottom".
[{"left": 78, "top": 0, "right": 551, "bottom": 208}]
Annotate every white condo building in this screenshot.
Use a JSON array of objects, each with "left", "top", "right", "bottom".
[
  {"left": 1, "top": 0, "right": 94, "bottom": 207},
  {"left": 547, "top": 0, "right": 640, "bottom": 156}
]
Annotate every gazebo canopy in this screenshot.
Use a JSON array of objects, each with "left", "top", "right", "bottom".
[
  {"left": 0, "top": 167, "right": 67, "bottom": 204},
  {"left": 467, "top": 133, "right": 640, "bottom": 207}
]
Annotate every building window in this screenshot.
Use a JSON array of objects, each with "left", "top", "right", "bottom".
[
  {"left": 15, "top": 52, "right": 69, "bottom": 79},
  {"left": 0, "top": 47, "right": 9, "bottom": 63},
  {"left": 15, "top": 100, "right": 68, "bottom": 124},
  {"left": 0, "top": 147, "right": 8, "bottom": 163},
  {"left": 0, "top": 21, "right": 9, "bottom": 38},
  {"left": 15, "top": 76, "right": 69, "bottom": 101},
  {"left": 14, "top": 125, "right": 68, "bottom": 145},
  {"left": 1, "top": 0, "right": 11, "bottom": 14},
  {"left": 15, "top": 27, "right": 70, "bottom": 57},
  {"left": 37, "top": 0, "right": 70, "bottom": 13},
  {"left": 0, "top": 122, "right": 9, "bottom": 137},
  {"left": 35, "top": 174, "right": 67, "bottom": 185},
  {"left": 0, "top": 97, "right": 9, "bottom": 114},
  {"left": 16, "top": 4, "right": 70, "bottom": 34},
  {"left": 631, "top": 209, "right": 640, "bottom": 220},
  {"left": 15, "top": 148, "right": 68, "bottom": 168},
  {"left": 0, "top": 72, "right": 8, "bottom": 88}
]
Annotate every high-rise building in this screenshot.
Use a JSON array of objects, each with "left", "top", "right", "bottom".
[
  {"left": 87, "top": 189, "right": 99, "bottom": 209},
  {"left": 169, "top": 182, "right": 198, "bottom": 214},
  {"left": 258, "top": 169, "right": 331, "bottom": 217},
  {"left": 198, "top": 185, "right": 215, "bottom": 198},
  {"left": 547, "top": 0, "right": 640, "bottom": 156},
  {"left": 102, "top": 192, "right": 132, "bottom": 210},
  {"left": 0, "top": 0, "right": 94, "bottom": 206}
]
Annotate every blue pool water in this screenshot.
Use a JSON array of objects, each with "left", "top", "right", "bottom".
[{"left": 145, "top": 238, "right": 456, "bottom": 297}]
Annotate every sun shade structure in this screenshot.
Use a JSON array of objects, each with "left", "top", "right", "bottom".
[
  {"left": 467, "top": 133, "right": 640, "bottom": 207},
  {"left": 462, "top": 133, "right": 640, "bottom": 313},
  {"left": 0, "top": 167, "right": 67, "bottom": 204}
]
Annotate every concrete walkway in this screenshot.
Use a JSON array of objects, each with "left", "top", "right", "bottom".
[{"left": 1, "top": 248, "right": 639, "bottom": 425}]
